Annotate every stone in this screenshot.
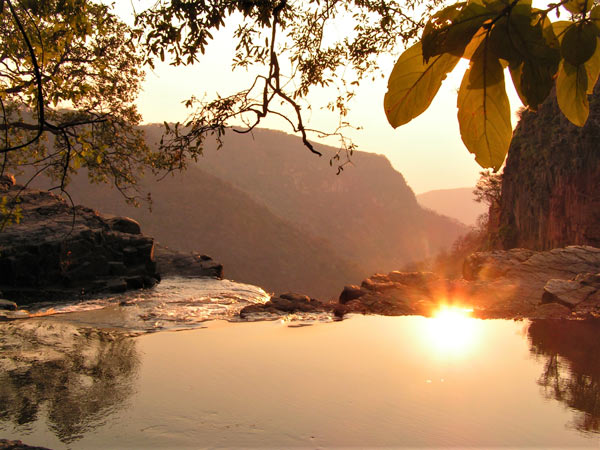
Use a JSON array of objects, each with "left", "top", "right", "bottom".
[
  {"left": 154, "top": 244, "right": 224, "bottom": 279},
  {"left": 107, "top": 216, "right": 142, "bottom": 234},
  {"left": 0, "top": 299, "right": 17, "bottom": 311},
  {"left": 542, "top": 278, "right": 597, "bottom": 307},
  {"left": 339, "top": 285, "right": 364, "bottom": 304}
]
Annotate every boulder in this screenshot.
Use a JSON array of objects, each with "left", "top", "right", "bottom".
[
  {"left": 0, "top": 183, "right": 160, "bottom": 302},
  {"left": 154, "top": 244, "right": 223, "bottom": 278},
  {"left": 106, "top": 216, "right": 142, "bottom": 234}
]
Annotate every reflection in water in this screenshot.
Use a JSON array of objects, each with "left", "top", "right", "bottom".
[
  {"left": 0, "top": 318, "right": 139, "bottom": 444},
  {"left": 528, "top": 319, "right": 600, "bottom": 434},
  {"left": 424, "top": 305, "right": 482, "bottom": 357}
]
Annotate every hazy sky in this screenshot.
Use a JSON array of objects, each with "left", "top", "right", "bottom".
[{"left": 123, "top": 3, "right": 522, "bottom": 194}]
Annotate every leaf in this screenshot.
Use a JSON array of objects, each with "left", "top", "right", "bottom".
[
  {"left": 551, "top": 21, "right": 573, "bottom": 44},
  {"left": 585, "top": 38, "right": 600, "bottom": 93},
  {"left": 491, "top": 11, "right": 559, "bottom": 109},
  {"left": 509, "top": 62, "right": 528, "bottom": 106},
  {"left": 422, "top": 1, "right": 495, "bottom": 61},
  {"left": 384, "top": 41, "right": 460, "bottom": 128},
  {"left": 457, "top": 44, "right": 512, "bottom": 171},
  {"left": 564, "top": 0, "right": 593, "bottom": 15},
  {"left": 561, "top": 22, "right": 598, "bottom": 66},
  {"left": 556, "top": 60, "right": 589, "bottom": 126}
]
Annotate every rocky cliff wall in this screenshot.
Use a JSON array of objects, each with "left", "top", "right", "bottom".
[{"left": 497, "top": 89, "right": 600, "bottom": 249}]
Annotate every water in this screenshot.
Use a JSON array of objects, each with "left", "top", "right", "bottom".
[{"left": 0, "top": 277, "right": 599, "bottom": 449}]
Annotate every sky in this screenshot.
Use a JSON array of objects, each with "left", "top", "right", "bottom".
[{"left": 119, "top": 2, "right": 522, "bottom": 194}]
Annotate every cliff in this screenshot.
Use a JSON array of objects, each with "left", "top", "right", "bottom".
[{"left": 497, "top": 89, "right": 600, "bottom": 249}]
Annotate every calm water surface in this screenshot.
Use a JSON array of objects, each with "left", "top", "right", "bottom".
[{"left": 0, "top": 278, "right": 599, "bottom": 449}]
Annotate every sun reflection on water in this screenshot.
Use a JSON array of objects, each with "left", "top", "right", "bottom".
[{"left": 424, "top": 305, "right": 481, "bottom": 357}]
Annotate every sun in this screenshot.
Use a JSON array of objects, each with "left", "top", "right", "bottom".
[{"left": 424, "top": 305, "right": 480, "bottom": 357}]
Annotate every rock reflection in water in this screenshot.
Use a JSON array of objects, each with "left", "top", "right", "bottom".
[
  {"left": 528, "top": 319, "right": 600, "bottom": 434},
  {"left": 0, "top": 318, "right": 139, "bottom": 444}
]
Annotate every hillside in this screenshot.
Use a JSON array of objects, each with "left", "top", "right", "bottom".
[
  {"left": 27, "top": 127, "right": 467, "bottom": 298},
  {"left": 417, "top": 188, "right": 485, "bottom": 226},
  {"left": 148, "top": 127, "right": 467, "bottom": 272}
]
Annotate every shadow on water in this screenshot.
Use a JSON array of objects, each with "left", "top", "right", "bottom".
[
  {"left": 528, "top": 319, "right": 600, "bottom": 434},
  {"left": 0, "top": 318, "right": 139, "bottom": 444}
]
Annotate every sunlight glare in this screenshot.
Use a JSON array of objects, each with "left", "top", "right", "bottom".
[{"left": 424, "top": 305, "right": 481, "bottom": 357}]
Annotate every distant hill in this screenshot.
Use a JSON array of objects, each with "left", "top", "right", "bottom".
[
  {"left": 25, "top": 127, "right": 467, "bottom": 298},
  {"left": 417, "top": 188, "right": 485, "bottom": 226},
  {"left": 159, "top": 127, "right": 468, "bottom": 272}
]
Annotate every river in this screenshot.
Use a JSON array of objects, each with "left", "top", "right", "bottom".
[{"left": 1, "top": 277, "right": 599, "bottom": 448}]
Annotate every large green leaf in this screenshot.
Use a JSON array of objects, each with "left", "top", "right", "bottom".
[
  {"left": 422, "top": 1, "right": 495, "bottom": 62},
  {"left": 556, "top": 60, "right": 589, "bottom": 126},
  {"left": 561, "top": 22, "right": 599, "bottom": 66},
  {"left": 585, "top": 37, "right": 600, "bottom": 93},
  {"left": 457, "top": 44, "right": 512, "bottom": 171},
  {"left": 384, "top": 41, "right": 460, "bottom": 128},
  {"left": 490, "top": 10, "right": 559, "bottom": 109}
]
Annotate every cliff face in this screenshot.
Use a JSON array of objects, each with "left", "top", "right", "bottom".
[{"left": 497, "top": 89, "right": 600, "bottom": 250}]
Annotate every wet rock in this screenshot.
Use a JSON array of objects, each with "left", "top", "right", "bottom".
[
  {"left": 0, "top": 184, "right": 160, "bottom": 303},
  {"left": 154, "top": 244, "right": 223, "bottom": 278}
]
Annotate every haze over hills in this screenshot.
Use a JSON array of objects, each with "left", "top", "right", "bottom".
[
  {"left": 159, "top": 127, "right": 468, "bottom": 271},
  {"left": 417, "top": 187, "right": 486, "bottom": 226},
  {"left": 27, "top": 127, "right": 467, "bottom": 298}
]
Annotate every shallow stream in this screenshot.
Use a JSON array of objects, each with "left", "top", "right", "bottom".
[{"left": 1, "top": 277, "right": 599, "bottom": 448}]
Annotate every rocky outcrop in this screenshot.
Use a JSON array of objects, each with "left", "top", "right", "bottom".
[
  {"left": 336, "top": 246, "right": 600, "bottom": 319},
  {"left": 0, "top": 181, "right": 159, "bottom": 302},
  {"left": 154, "top": 244, "right": 223, "bottom": 278},
  {"left": 496, "top": 88, "right": 600, "bottom": 249}
]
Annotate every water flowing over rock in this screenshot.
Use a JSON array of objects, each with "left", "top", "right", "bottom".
[
  {"left": 336, "top": 246, "right": 600, "bottom": 319},
  {"left": 0, "top": 182, "right": 160, "bottom": 303}
]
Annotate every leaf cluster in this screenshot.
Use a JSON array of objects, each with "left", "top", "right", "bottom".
[
  {"left": 0, "top": 0, "right": 155, "bottom": 203},
  {"left": 385, "top": 0, "right": 600, "bottom": 171}
]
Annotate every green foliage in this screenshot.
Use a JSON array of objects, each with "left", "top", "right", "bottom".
[
  {"left": 385, "top": 0, "right": 600, "bottom": 171},
  {"left": 0, "top": 0, "right": 153, "bottom": 202}
]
